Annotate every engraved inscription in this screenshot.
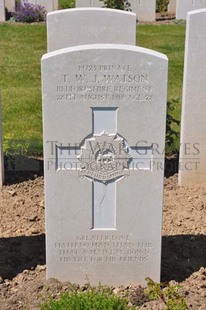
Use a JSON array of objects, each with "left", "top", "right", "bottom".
[
  {"left": 56, "top": 64, "right": 153, "bottom": 102},
  {"left": 55, "top": 235, "right": 154, "bottom": 264}
]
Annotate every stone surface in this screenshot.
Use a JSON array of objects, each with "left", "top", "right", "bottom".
[
  {"left": 76, "top": 0, "right": 103, "bottom": 8},
  {"left": 25, "top": 0, "right": 58, "bottom": 13},
  {"left": 47, "top": 8, "right": 136, "bottom": 52},
  {"left": 5, "top": 0, "right": 15, "bottom": 12},
  {"left": 130, "top": 0, "right": 156, "bottom": 22},
  {"left": 168, "top": 0, "right": 176, "bottom": 13},
  {"left": 42, "top": 44, "right": 168, "bottom": 286},
  {"left": 176, "top": 0, "right": 206, "bottom": 20},
  {"left": 179, "top": 9, "right": 206, "bottom": 185},
  {"left": 0, "top": 0, "right": 5, "bottom": 21},
  {"left": 0, "top": 97, "right": 4, "bottom": 188}
]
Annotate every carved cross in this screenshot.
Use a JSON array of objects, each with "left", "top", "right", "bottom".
[{"left": 55, "top": 108, "right": 152, "bottom": 230}]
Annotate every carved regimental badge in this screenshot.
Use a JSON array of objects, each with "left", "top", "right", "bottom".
[{"left": 78, "top": 132, "right": 131, "bottom": 182}]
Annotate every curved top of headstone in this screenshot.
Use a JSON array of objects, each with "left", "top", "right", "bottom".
[
  {"left": 47, "top": 8, "right": 137, "bottom": 52},
  {"left": 43, "top": 43, "right": 168, "bottom": 62},
  {"left": 187, "top": 7, "right": 206, "bottom": 17}
]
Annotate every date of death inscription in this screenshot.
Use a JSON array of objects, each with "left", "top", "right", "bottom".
[
  {"left": 56, "top": 64, "right": 154, "bottom": 103},
  {"left": 54, "top": 235, "right": 154, "bottom": 264}
]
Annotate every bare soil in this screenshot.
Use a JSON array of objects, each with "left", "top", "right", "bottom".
[{"left": 0, "top": 160, "right": 206, "bottom": 309}]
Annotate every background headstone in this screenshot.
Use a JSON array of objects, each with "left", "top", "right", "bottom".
[
  {"left": 129, "top": 0, "right": 156, "bottom": 22},
  {"left": 0, "top": 97, "right": 4, "bottom": 188},
  {"left": 47, "top": 8, "right": 136, "bottom": 52},
  {"left": 0, "top": 0, "right": 5, "bottom": 21},
  {"left": 168, "top": 0, "right": 176, "bottom": 13},
  {"left": 42, "top": 44, "right": 168, "bottom": 285},
  {"left": 176, "top": 0, "right": 206, "bottom": 20},
  {"left": 5, "top": 0, "right": 15, "bottom": 12},
  {"left": 179, "top": 9, "right": 206, "bottom": 185},
  {"left": 76, "top": 0, "right": 156, "bottom": 22},
  {"left": 76, "top": 0, "right": 103, "bottom": 8},
  {"left": 25, "top": 0, "right": 58, "bottom": 13}
]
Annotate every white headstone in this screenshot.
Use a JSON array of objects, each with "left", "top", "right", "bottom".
[
  {"left": 42, "top": 44, "right": 168, "bottom": 286},
  {"left": 5, "top": 0, "right": 15, "bottom": 12},
  {"left": 47, "top": 8, "right": 136, "bottom": 52},
  {"left": 179, "top": 9, "right": 206, "bottom": 185},
  {"left": 24, "top": 0, "right": 58, "bottom": 13},
  {"left": 168, "top": 0, "right": 176, "bottom": 13},
  {"left": 130, "top": 0, "right": 156, "bottom": 22},
  {"left": 176, "top": 0, "right": 206, "bottom": 20},
  {"left": 0, "top": 97, "right": 4, "bottom": 188},
  {"left": 0, "top": 0, "right": 5, "bottom": 21},
  {"left": 76, "top": 0, "right": 103, "bottom": 8}
]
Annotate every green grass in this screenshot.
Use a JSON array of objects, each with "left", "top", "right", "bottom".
[
  {"left": 0, "top": 22, "right": 185, "bottom": 155},
  {"left": 138, "top": 24, "right": 186, "bottom": 151},
  {"left": 138, "top": 24, "right": 185, "bottom": 103},
  {"left": 41, "top": 287, "right": 135, "bottom": 310},
  {"left": 59, "top": 0, "right": 75, "bottom": 9},
  {"left": 0, "top": 23, "right": 46, "bottom": 153}
]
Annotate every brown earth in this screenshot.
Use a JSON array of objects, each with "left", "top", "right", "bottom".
[{"left": 0, "top": 159, "right": 206, "bottom": 309}]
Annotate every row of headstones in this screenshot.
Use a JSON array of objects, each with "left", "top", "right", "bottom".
[
  {"left": 77, "top": 0, "right": 206, "bottom": 20},
  {"left": 0, "top": 0, "right": 156, "bottom": 22},
  {"left": 1, "top": 5, "right": 206, "bottom": 187},
  {"left": 1, "top": 0, "right": 206, "bottom": 22},
  {"left": 42, "top": 8, "right": 167, "bottom": 285},
  {"left": 0, "top": 0, "right": 197, "bottom": 23},
  {"left": 0, "top": 6, "right": 206, "bottom": 283},
  {"left": 42, "top": 7, "right": 206, "bottom": 285},
  {"left": 76, "top": 0, "right": 156, "bottom": 21}
]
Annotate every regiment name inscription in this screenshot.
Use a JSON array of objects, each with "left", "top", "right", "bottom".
[{"left": 56, "top": 64, "right": 153, "bottom": 102}]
